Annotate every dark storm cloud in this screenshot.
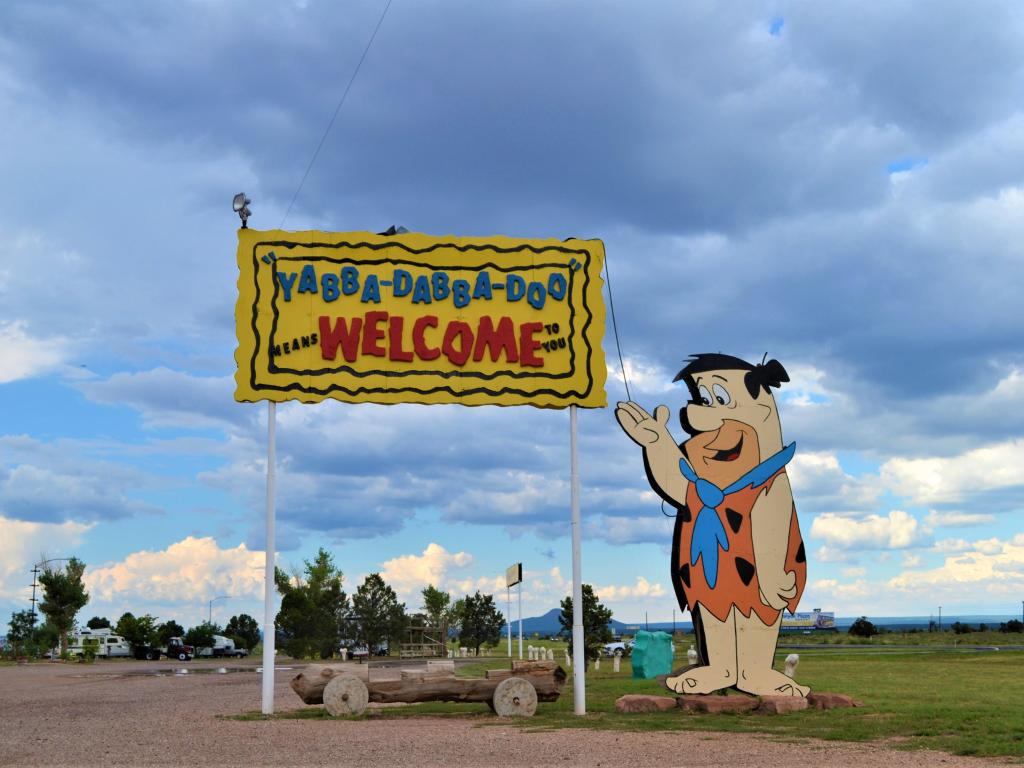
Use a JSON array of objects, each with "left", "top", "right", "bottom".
[
  {"left": 0, "top": 1, "right": 932, "bottom": 234},
  {"left": 4, "top": 1, "right": 1024, "bottom": 544}
]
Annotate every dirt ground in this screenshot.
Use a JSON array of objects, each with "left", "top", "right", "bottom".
[{"left": 0, "top": 659, "right": 1007, "bottom": 768}]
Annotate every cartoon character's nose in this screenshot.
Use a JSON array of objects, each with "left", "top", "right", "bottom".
[{"left": 686, "top": 403, "right": 724, "bottom": 433}]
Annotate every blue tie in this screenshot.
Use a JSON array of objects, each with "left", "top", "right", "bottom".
[{"left": 678, "top": 443, "right": 796, "bottom": 588}]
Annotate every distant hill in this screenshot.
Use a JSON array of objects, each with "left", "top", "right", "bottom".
[{"left": 504, "top": 609, "right": 1020, "bottom": 637}]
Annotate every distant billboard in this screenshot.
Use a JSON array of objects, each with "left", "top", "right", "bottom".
[
  {"left": 505, "top": 563, "right": 523, "bottom": 587},
  {"left": 781, "top": 609, "right": 835, "bottom": 630}
]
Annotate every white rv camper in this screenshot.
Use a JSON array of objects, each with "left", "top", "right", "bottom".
[{"left": 66, "top": 628, "right": 131, "bottom": 658}]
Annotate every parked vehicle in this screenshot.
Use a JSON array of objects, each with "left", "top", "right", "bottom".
[
  {"left": 164, "top": 637, "right": 195, "bottom": 661},
  {"left": 601, "top": 641, "right": 631, "bottom": 657},
  {"left": 196, "top": 635, "right": 249, "bottom": 658},
  {"left": 127, "top": 635, "right": 194, "bottom": 661},
  {"left": 341, "top": 642, "right": 388, "bottom": 660},
  {"left": 67, "top": 629, "right": 131, "bottom": 659}
]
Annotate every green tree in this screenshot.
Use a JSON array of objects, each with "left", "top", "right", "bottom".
[
  {"left": 274, "top": 548, "right": 351, "bottom": 659},
  {"left": 114, "top": 612, "right": 159, "bottom": 648},
  {"left": 86, "top": 616, "right": 110, "bottom": 630},
  {"left": 421, "top": 584, "right": 458, "bottom": 642},
  {"left": 184, "top": 621, "right": 219, "bottom": 650},
  {"left": 157, "top": 620, "right": 184, "bottom": 645},
  {"left": 353, "top": 573, "right": 407, "bottom": 653},
  {"left": 458, "top": 591, "right": 504, "bottom": 655},
  {"left": 224, "top": 613, "right": 261, "bottom": 650},
  {"left": 38, "top": 558, "right": 89, "bottom": 655},
  {"left": 35, "top": 621, "right": 60, "bottom": 656},
  {"left": 848, "top": 616, "right": 878, "bottom": 637},
  {"left": 7, "top": 610, "right": 37, "bottom": 656},
  {"left": 559, "top": 584, "right": 613, "bottom": 662}
]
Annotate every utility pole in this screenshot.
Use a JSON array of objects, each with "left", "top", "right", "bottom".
[
  {"left": 30, "top": 558, "right": 71, "bottom": 626},
  {"left": 29, "top": 565, "right": 40, "bottom": 627}
]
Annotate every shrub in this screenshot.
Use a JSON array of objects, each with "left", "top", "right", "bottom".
[{"left": 848, "top": 616, "right": 878, "bottom": 637}]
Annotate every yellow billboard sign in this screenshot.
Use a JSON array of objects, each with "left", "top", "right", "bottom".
[{"left": 234, "top": 229, "right": 607, "bottom": 407}]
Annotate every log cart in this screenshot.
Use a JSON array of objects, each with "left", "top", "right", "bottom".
[{"left": 291, "top": 659, "right": 566, "bottom": 717}]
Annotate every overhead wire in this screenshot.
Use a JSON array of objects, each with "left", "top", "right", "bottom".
[
  {"left": 280, "top": 0, "right": 394, "bottom": 228},
  {"left": 602, "top": 247, "right": 633, "bottom": 402}
]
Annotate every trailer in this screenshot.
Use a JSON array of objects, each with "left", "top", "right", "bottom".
[{"left": 67, "top": 630, "right": 131, "bottom": 659}]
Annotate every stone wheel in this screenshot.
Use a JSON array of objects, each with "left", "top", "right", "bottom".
[
  {"left": 492, "top": 677, "right": 538, "bottom": 717},
  {"left": 323, "top": 674, "right": 369, "bottom": 716}
]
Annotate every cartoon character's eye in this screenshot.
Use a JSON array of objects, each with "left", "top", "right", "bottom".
[
  {"left": 698, "top": 385, "right": 712, "bottom": 406},
  {"left": 712, "top": 383, "right": 731, "bottom": 406}
]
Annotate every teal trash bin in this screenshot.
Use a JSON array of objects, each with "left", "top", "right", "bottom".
[{"left": 631, "top": 630, "right": 674, "bottom": 679}]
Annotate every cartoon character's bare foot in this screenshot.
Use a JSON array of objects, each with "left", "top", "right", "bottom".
[
  {"left": 737, "top": 669, "right": 810, "bottom": 697},
  {"left": 665, "top": 665, "right": 734, "bottom": 694}
]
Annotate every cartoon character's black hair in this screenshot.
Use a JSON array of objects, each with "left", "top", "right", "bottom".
[{"left": 673, "top": 353, "right": 789, "bottom": 427}]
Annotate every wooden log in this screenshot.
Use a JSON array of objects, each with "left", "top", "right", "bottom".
[
  {"left": 291, "top": 664, "right": 361, "bottom": 705},
  {"left": 291, "top": 661, "right": 566, "bottom": 706}
]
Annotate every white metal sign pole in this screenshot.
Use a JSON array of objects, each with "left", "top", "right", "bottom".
[
  {"left": 518, "top": 582, "right": 523, "bottom": 659},
  {"left": 570, "top": 404, "right": 585, "bottom": 714},
  {"left": 507, "top": 586, "right": 512, "bottom": 657},
  {"left": 261, "top": 400, "right": 277, "bottom": 715}
]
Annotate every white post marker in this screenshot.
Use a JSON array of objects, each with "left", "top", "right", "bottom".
[
  {"left": 570, "top": 405, "right": 585, "bottom": 715},
  {"left": 261, "top": 401, "right": 277, "bottom": 715},
  {"left": 518, "top": 582, "right": 523, "bottom": 660},
  {"left": 507, "top": 586, "right": 512, "bottom": 657}
]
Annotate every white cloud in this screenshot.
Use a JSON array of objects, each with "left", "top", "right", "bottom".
[
  {"left": 787, "top": 451, "right": 882, "bottom": 514},
  {"left": 612, "top": 356, "right": 676, "bottom": 397},
  {"left": 588, "top": 515, "right": 674, "bottom": 546},
  {"left": 0, "top": 449, "right": 160, "bottom": 523},
  {"left": 84, "top": 536, "right": 264, "bottom": 616},
  {"left": 888, "top": 536, "right": 1024, "bottom": 593},
  {"left": 900, "top": 553, "right": 922, "bottom": 568},
  {"left": 592, "top": 577, "right": 666, "bottom": 602},
  {"left": 925, "top": 510, "right": 996, "bottom": 528},
  {"left": 378, "top": 543, "right": 474, "bottom": 605},
  {"left": 0, "top": 516, "right": 94, "bottom": 602},
  {"left": 842, "top": 566, "right": 867, "bottom": 578},
  {"left": 77, "top": 368, "right": 241, "bottom": 429},
  {"left": 807, "top": 533, "right": 1024, "bottom": 615},
  {"left": 776, "top": 363, "right": 833, "bottom": 407},
  {"left": 881, "top": 439, "right": 1024, "bottom": 505},
  {"left": 0, "top": 321, "right": 68, "bottom": 383},
  {"left": 810, "top": 510, "right": 926, "bottom": 550}
]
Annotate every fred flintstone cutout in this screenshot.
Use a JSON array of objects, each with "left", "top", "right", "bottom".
[{"left": 616, "top": 353, "right": 808, "bottom": 697}]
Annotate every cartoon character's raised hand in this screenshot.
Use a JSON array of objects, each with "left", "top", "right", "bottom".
[
  {"left": 615, "top": 401, "right": 673, "bottom": 447},
  {"left": 758, "top": 569, "right": 798, "bottom": 611}
]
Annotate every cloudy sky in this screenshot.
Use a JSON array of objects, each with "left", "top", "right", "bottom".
[{"left": 2, "top": 1, "right": 1023, "bottom": 632}]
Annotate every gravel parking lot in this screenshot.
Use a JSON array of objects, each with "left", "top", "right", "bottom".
[{"left": 0, "top": 659, "right": 1001, "bottom": 768}]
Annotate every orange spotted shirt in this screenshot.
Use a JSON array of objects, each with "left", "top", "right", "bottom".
[{"left": 675, "top": 468, "right": 806, "bottom": 625}]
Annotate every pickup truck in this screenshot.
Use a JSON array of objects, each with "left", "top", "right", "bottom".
[{"left": 196, "top": 634, "right": 249, "bottom": 658}]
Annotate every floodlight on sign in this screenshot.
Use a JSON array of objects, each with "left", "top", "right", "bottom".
[{"left": 232, "top": 193, "right": 252, "bottom": 228}]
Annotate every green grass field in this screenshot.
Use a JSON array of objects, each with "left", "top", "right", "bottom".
[{"left": 251, "top": 646, "right": 1024, "bottom": 759}]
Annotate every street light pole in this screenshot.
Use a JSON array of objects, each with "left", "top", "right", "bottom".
[{"left": 208, "top": 595, "right": 230, "bottom": 624}]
